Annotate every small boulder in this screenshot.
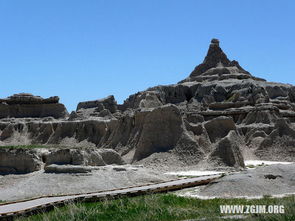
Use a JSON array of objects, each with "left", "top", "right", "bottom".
[
  {"left": 204, "top": 116, "right": 236, "bottom": 143},
  {"left": 44, "top": 164, "right": 92, "bottom": 173},
  {"left": 98, "top": 149, "right": 125, "bottom": 165},
  {"left": 0, "top": 148, "right": 42, "bottom": 174},
  {"left": 209, "top": 130, "right": 245, "bottom": 168},
  {"left": 44, "top": 148, "right": 74, "bottom": 165}
]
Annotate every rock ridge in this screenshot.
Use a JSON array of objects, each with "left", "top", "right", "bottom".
[{"left": 1, "top": 38, "right": 295, "bottom": 171}]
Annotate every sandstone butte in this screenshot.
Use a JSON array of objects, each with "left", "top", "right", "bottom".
[{"left": 1, "top": 39, "right": 295, "bottom": 174}]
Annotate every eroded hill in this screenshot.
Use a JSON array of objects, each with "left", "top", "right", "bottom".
[{"left": 1, "top": 39, "right": 295, "bottom": 174}]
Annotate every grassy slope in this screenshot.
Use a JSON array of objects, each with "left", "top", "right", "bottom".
[
  {"left": 17, "top": 194, "right": 295, "bottom": 221},
  {"left": 0, "top": 145, "right": 48, "bottom": 149}
]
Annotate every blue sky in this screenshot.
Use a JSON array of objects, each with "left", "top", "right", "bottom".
[{"left": 0, "top": 0, "right": 294, "bottom": 111}]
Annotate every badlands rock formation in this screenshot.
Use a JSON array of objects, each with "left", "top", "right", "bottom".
[
  {"left": 0, "top": 93, "right": 68, "bottom": 119},
  {"left": 1, "top": 39, "right": 295, "bottom": 174},
  {"left": 0, "top": 147, "right": 124, "bottom": 174}
]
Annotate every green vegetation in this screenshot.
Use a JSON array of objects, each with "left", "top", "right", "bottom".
[
  {"left": 0, "top": 145, "right": 48, "bottom": 149},
  {"left": 0, "top": 145, "right": 91, "bottom": 149},
  {"left": 17, "top": 194, "right": 295, "bottom": 221},
  {"left": 0, "top": 144, "right": 75, "bottom": 149},
  {"left": 246, "top": 163, "right": 265, "bottom": 169},
  {"left": 226, "top": 93, "right": 239, "bottom": 102},
  {"left": 219, "top": 173, "right": 226, "bottom": 178}
]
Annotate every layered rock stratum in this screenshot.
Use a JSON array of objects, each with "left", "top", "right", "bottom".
[
  {"left": 0, "top": 93, "right": 68, "bottom": 119},
  {"left": 1, "top": 39, "right": 295, "bottom": 174}
]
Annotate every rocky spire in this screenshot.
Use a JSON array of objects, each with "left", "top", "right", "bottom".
[
  {"left": 203, "top": 39, "right": 231, "bottom": 67},
  {"left": 188, "top": 38, "right": 249, "bottom": 79}
]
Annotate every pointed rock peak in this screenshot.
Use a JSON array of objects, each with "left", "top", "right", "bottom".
[
  {"left": 180, "top": 38, "right": 253, "bottom": 83},
  {"left": 203, "top": 38, "right": 230, "bottom": 66},
  {"left": 189, "top": 38, "right": 231, "bottom": 77},
  {"left": 211, "top": 38, "right": 220, "bottom": 44}
]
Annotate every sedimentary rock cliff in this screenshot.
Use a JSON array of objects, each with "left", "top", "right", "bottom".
[
  {"left": 0, "top": 93, "right": 68, "bottom": 119},
  {"left": 1, "top": 39, "right": 295, "bottom": 170}
]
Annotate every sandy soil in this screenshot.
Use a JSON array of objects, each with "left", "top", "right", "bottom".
[
  {"left": 244, "top": 160, "right": 293, "bottom": 166},
  {"left": 0, "top": 165, "right": 174, "bottom": 202},
  {"left": 1, "top": 160, "right": 295, "bottom": 202},
  {"left": 176, "top": 164, "right": 295, "bottom": 199}
]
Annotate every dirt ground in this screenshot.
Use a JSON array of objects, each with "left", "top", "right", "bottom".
[{"left": 0, "top": 164, "right": 174, "bottom": 202}]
